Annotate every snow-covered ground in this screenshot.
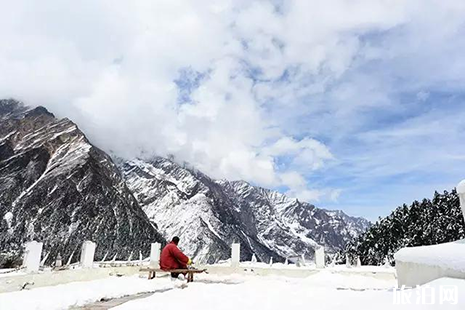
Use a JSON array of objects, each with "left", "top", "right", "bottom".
[
  {"left": 0, "top": 269, "right": 26, "bottom": 279},
  {"left": 0, "top": 269, "right": 462, "bottom": 309},
  {"left": 115, "top": 275, "right": 464, "bottom": 310},
  {"left": 0, "top": 275, "right": 174, "bottom": 309}
]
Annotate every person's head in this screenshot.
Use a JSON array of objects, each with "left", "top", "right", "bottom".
[{"left": 172, "top": 236, "right": 180, "bottom": 245}]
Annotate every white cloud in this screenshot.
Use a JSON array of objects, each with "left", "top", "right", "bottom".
[
  {"left": 416, "top": 91, "right": 430, "bottom": 102},
  {"left": 279, "top": 171, "right": 306, "bottom": 189},
  {"left": 285, "top": 187, "right": 342, "bottom": 204},
  {"left": 1, "top": 0, "right": 464, "bottom": 209}
]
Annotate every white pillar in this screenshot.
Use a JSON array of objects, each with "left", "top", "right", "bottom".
[
  {"left": 251, "top": 253, "right": 257, "bottom": 263},
  {"left": 315, "top": 246, "right": 325, "bottom": 269},
  {"left": 150, "top": 243, "right": 161, "bottom": 267},
  {"left": 346, "top": 254, "right": 351, "bottom": 268},
  {"left": 383, "top": 257, "right": 391, "bottom": 268},
  {"left": 80, "top": 241, "right": 96, "bottom": 268},
  {"left": 329, "top": 254, "right": 336, "bottom": 268},
  {"left": 55, "top": 253, "right": 62, "bottom": 267},
  {"left": 457, "top": 180, "right": 465, "bottom": 221},
  {"left": 231, "top": 243, "right": 240, "bottom": 267},
  {"left": 356, "top": 256, "right": 362, "bottom": 268},
  {"left": 23, "top": 241, "right": 43, "bottom": 273}
]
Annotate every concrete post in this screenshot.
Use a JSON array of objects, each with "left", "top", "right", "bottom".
[
  {"left": 251, "top": 253, "right": 257, "bottom": 263},
  {"left": 356, "top": 256, "right": 362, "bottom": 268},
  {"left": 346, "top": 254, "right": 351, "bottom": 268},
  {"left": 231, "top": 243, "right": 240, "bottom": 267},
  {"left": 329, "top": 254, "right": 336, "bottom": 268},
  {"left": 80, "top": 241, "right": 96, "bottom": 268},
  {"left": 457, "top": 180, "right": 465, "bottom": 221},
  {"left": 23, "top": 241, "right": 43, "bottom": 273},
  {"left": 150, "top": 243, "right": 161, "bottom": 267},
  {"left": 315, "top": 246, "right": 325, "bottom": 269},
  {"left": 55, "top": 253, "right": 62, "bottom": 268},
  {"left": 269, "top": 257, "right": 273, "bottom": 266},
  {"left": 383, "top": 257, "right": 391, "bottom": 268}
]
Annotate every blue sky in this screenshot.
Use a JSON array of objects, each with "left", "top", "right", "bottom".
[{"left": 0, "top": 1, "right": 464, "bottom": 220}]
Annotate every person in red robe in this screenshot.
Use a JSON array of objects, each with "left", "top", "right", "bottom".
[{"left": 160, "top": 236, "right": 192, "bottom": 279}]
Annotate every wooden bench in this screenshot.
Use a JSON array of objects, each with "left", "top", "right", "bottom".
[{"left": 140, "top": 267, "right": 207, "bottom": 282}]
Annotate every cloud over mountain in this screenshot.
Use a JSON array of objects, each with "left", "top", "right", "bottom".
[{"left": 1, "top": 0, "right": 465, "bottom": 216}]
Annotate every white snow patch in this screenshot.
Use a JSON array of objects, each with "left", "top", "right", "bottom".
[
  {"left": 0, "top": 131, "right": 16, "bottom": 143},
  {"left": 68, "top": 221, "right": 80, "bottom": 235},
  {"left": 3, "top": 211, "right": 13, "bottom": 229}
]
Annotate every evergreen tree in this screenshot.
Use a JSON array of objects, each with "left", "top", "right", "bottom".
[{"left": 342, "top": 189, "right": 465, "bottom": 265}]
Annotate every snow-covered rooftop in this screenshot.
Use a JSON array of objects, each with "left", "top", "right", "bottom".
[{"left": 394, "top": 239, "right": 465, "bottom": 272}]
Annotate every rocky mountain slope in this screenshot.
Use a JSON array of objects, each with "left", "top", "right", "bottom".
[
  {"left": 122, "top": 157, "right": 370, "bottom": 264},
  {"left": 0, "top": 99, "right": 164, "bottom": 267}
]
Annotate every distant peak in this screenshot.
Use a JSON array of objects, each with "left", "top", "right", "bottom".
[
  {"left": 0, "top": 99, "right": 56, "bottom": 119},
  {"left": 0, "top": 98, "right": 25, "bottom": 115},
  {"left": 25, "top": 106, "right": 55, "bottom": 118}
]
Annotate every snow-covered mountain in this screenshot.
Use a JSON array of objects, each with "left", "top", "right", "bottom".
[
  {"left": 122, "top": 157, "right": 370, "bottom": 264},
  {"left": 0, "top": 100, "right": 164, "bottom": 267},
  {"left": 0, "top": 99, "right": 370, "bottom": 267}
]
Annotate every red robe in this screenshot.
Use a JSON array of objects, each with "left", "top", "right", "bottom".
[{"left": 160, "top": 241, "right": 189, "bottom": 270}]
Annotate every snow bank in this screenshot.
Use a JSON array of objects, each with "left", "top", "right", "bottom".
[
  {"left": 395, "top": 239, "right": 465, "bottom": 287},
  {"left": 395, "top": 239, "right": 465, "bottom": 272}
]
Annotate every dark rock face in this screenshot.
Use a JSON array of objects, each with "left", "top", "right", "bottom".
[
  {"left": 122, "top": 157, "right": 370, "bottom": 264},
  {"left": 0, "top": 99, "right": 164, "bottom": 267}
]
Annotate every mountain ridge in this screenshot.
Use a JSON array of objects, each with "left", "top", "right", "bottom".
[
  {"left": 0, "top": 100, "right": 164, "bottom": 267},
  {"left": 121, "top": 156, "right": 370, "bottom": 263}
]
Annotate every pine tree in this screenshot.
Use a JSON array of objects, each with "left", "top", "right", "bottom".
[{"left": 342, "top": 189, "right": 465, "bottom": 265}]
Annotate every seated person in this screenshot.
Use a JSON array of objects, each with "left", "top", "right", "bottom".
[{"left": 160, "top": 236, "right": 192, "bottom": 279}]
